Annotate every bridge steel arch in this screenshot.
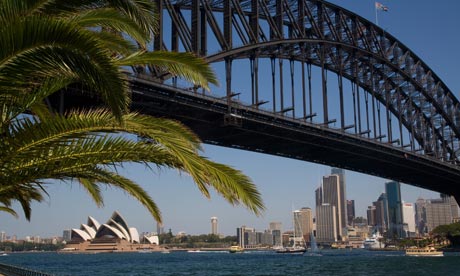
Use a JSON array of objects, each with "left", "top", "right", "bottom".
[{"left": 126, "top": 0, "right": 460, "bottom": 202}]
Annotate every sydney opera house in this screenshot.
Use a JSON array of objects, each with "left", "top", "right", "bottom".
[{"left": 62, "top": 211, "right": 160, "bottom": 252}]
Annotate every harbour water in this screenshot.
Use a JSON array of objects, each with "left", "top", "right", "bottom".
[{"left": 1, "top": 250, "right": 460, "bottom": 275}]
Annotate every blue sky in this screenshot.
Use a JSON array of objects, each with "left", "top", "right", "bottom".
[{"left": 1, "top": 0, "right": 460, "bottom": 239}]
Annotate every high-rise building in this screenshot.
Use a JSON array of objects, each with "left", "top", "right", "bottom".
[
  {"left": 269, "top": 222, "right": 282, "bottom": 232},
  {"left": 367, "top": 206, "right": 376, "bottom": 226},
  {"left": 441, "top": 194, "right": 460, "bottom": 219},
  {"left": 315, "top": 186, "right": 322, "bottom": 206},
  {"left": 347, "top": 200, "right": 355, "bottom": 226},
  {"left": 294, "top": 208, "right": 313, "bottom": 242},
  {"left": 0, "top": 231, "right": 6, "bottom": 242},
  {"left": 63, "top": 229, "right": 72, "bottom": 242},
  {"left": 322, "top": 174, "right": 343, "bottom": 240},
  {"left": 211, "top": 217, "right": 218, "bottom": 235},
  {"left": 156, "top": 222, "right": 164, "bottom": 235},
  {"left": 331, "top": 168, "right": 347, "bottom": 228},
  {"left": 415, "top": 197, "right": 427, "bottom": 235},
  {"left": 316, "top": 204, "right": 337, "bottom": 243},
  {"left": 385, "top": 181, "right": 404, "bottom": 238},
  {"left": 374, "top": 193, "right": 389, "bottom": 234},
  {"left": 272, "top": 229, "right": 282, "bottom": 246},
  {"left": 425, "top": 199, "right": 453, "bottom": 232},
  {"left": 402, "top": 202, "right": 416, "bottom": 237}
]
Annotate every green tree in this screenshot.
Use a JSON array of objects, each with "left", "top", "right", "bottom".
[
  {"left": 0, "top": 0, "right": 264, "bottom": 222},
  {"left": 432, "top": 222, "right": 460, "bottom": 248}
]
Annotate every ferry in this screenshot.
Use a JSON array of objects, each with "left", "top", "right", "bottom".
[
  {"left": 229, "top": 245, "right": 244, "bottom": 253},
  {"left": 405, "top": 246, "right": 443, "bottom": 257}
]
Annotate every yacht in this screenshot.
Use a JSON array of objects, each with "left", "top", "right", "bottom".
[
  {"left": 405, "top": 246, "right": 443, "bottom": 257},
  {"left": 363, "top": 232, "right": 384, "bottom": 250}
]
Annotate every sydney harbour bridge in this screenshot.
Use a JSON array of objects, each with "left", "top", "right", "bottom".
[{"left": 62, "top": 0, "right": 460, "bottom": 203}]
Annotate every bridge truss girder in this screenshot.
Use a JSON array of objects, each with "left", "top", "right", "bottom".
[{"left": 150, "top": 0, "right": 460, "bottom": 166}]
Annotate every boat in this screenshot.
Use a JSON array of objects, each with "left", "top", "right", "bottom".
[
  {"left": 276, "top": 245, "right": 306, "bottom": 254},
  {"left": 363, "top": 231, "right": 385, "bottom": 250},
  {"left": 276, "top": 209, "right": 307, "bottom": 254},
  {"left": 187, "top": 249, "right": 202, "bottom": 253},
  {"left": 229, "top": 245, "right": 244, "bottom": 253},
  {"left": 405, "top": 246, "right": 443, "bottom": 257},
  {"left": 306, "top": 233, "right": 322, "bottom": 256}
]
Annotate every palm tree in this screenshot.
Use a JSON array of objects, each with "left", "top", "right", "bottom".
[{"left": 0, "top": 0, "right": 265, "bottom": 222}]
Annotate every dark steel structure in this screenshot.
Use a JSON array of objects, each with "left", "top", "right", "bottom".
[{"left": 65, "top": 1, "right": 460, "bottom": 203}]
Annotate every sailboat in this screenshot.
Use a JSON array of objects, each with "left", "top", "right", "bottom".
[
  {"left": 306, "top": 233, "right": 322, "bottom": 256},
  {"left": 276, "top": 210, "right": 307, "bottom": 254}
]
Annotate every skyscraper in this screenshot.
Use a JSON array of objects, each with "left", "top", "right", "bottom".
[
  {"left": 367, "top": 206, "right": 377, "bottom": 226},
  {"left": 315, "top": 186, "right": 322, "bottom": 206},
  {"left": 269, "top": 222, "right": 282, "bottom": 232},
  {"left": 331, "top": 168, "right": 347, "bottom": 227},
  {"left": 402, "top": 203, "right": 416, "bottom": 237},
  {"left": 441, "top": 194, "right": 460, "bottom": 219},
  {"left": 385, "top": 181, "right": 404, "bottom": 238},
  {"left": 294, "top": 207, "right": 313, "bottom": 242},
  {"left": 347, "top": 200, "right": 355, "bottom": 226},
  {"left": 425, "top": 199, "right": 453, "bottom": 232},
  {"left": 63, "top": 229, "right": 72, "bottom": 242},
  {"left": 156, "top": 222, "right": 164, "bottom": 235},
  {"left": 372, "top": 193, "right": 389, "bottom": 234},
  {"left": 322, "top": 174, "right": 343, "bottom": 240},
  {"left": 316, "top": 204, "right": 337, "bottom": 243},
  {"left": 211, "top": 217, "right": 218, "bottom": 235},
  {"left": 415, "top": 197, "right": 427, "bottom": 235}
]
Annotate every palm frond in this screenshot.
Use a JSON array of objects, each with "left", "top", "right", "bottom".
[
  {"left": 117, "top": 51, "right": 219, "bottom": 90},
  {"left": 0, "top": 205, "right": 18, "bottom": 218},
  {"left": 70, "top": 8, "right": 151, "bottom": 46}
]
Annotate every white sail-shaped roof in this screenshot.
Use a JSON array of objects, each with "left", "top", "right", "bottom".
[
  {"left": 71, "top": 229, "right": 92, "bottom": 241},
  {"left": 129, "top": 228, "right": 140, "bottom": 244},
  {"left": 110, "top": 212, "right": 130, "bottom": 234},
  {"left": 80, "top": 224, "right": 97, "bottom": 239},
  {"left": 108, "top": 219, "right": 131, "bottom": 241},
  {"left": 95, "top": 224, "right": 126, "bottom": 240},
  {"left": 87, "top": 216, "right": 101, "bottom": 231},
  {"left": 144, "top": 235, "right": 159, "bottom": 245}
]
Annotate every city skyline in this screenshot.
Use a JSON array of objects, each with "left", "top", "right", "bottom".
[{"left": 1, "top": 0, "right": 459, "bottom": 238}]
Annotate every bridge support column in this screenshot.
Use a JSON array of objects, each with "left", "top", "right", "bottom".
[{"left": 453, "top": 193, "right": 460, "bottom": 210}]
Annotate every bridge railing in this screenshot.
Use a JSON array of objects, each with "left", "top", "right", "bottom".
[
  {"left": 0, "top": 262, "right": 54, "bottom": 276},
  {"left": 131, "top": 74, "right": 460, "bottom": 169}
]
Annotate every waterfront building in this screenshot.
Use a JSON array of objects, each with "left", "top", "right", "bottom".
[
  {"left": 385, "top": 181, "right": 404, "bottom": 239},
  {"left": 321, "top": 174, "right": 343, "bottom": 240},
  {"left": 347, "top": 200, "right": 355, "bottom": 226},
  {"left": 366, "top": 206, "right": 376, "bottom": 227},
  {"left": 315, "top": 186, "right": 322, "bottom": 206},
  {"left": 62, "top": 229, "right": 72, "bottom": 242},
  {"left": 269, "top": 222, "right": 282, "bottom": 232},
  {"left": 425, "top": 199, "right": 453, "bottom": 232},
  {"left": 269, "top": 222, "right": 282, "bottom": 246},
  {"left": 0, "top": 231, "right": 6, "bottom": 242},
  {"left": 272, "top": 229, "right": 282, "bottom": 246},
  {"left": 63, "top": 211, "right": 159, "bottom": 252},
  {"left": 156, "top": 222, "right": 164, "bottom": 235},
  {"left": 237, "top": 226, "right": 258, "bottom": 248},
  {"left": 211, "top": 217, "right": 218, "bottom": 235},
  {"left": 441, "top": 194, "right": 460, "bottom": 219},
  {"left": 316, "top": 204, "right": 337, "bottom": 244},
  {"left": 402, "top": 202, "right": 416, "bottom": 237},
  {"left": 374, "top": 193, "right": 389, "bottom": 234},
  {"left": 415, "top": 197, "right": 427, "bottom": 235},
  {"left": 331, "top": 168, "right": 348, "bottom": 228},
  {"left": 294, "top": 208, "right": 313, "bottom": 242}
]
